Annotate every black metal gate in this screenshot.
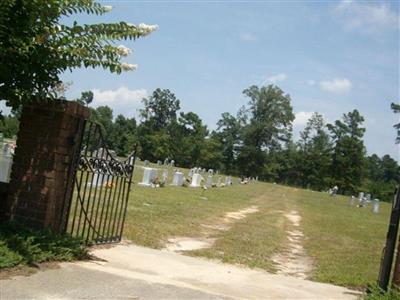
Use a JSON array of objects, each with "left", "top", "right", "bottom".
[{"left": 66, "top": 121, "right": 136, "bottom": 244}]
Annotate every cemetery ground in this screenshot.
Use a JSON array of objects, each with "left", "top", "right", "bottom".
[
  {"left": 123, "top": 163, "right": 392, "bottom": 290},
  {"left": 0, "top": 161, "right": 394, "bottom": 298}
]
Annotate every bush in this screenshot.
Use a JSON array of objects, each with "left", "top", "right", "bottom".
[{"left": 0, "top": 222, "right": 88, "bottom": 269}]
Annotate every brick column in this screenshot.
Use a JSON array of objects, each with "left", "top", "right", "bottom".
[{"left": 5, "top": 100, "right": 90, "bottom": 232}]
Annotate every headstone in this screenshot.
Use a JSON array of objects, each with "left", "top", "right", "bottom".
[
  {"left": 372, "top": 199, "right": 380, "bottom": 214},
  {"left": 217, "top": 177, "right": 221, "bottom": 187},
  {"left": 97, "top": 147, "right": 107, "bottom": 159},
  {"left": 349, "top": 196, "right": 355, "bottom": 206},
  {"left": 208, "top": 169, "right": 214, "bottom": 175},
  {"left": 358, "top": 192, "right": 364, "bottom": 202},
  {"left": 171, "top": 171, "right": 184, "bottom": 186},
  {"left": 164, "top": 158, "right": 169, "bottom": 166},
  {"left": 0, "top": 143, "right": 13, "bottom": 183},
  {"left": 162, "top": 169, "right": 168, "bottom": 182},
  {"left": 144, "top": 160, "right": 150, "bottom": 167},
  {"left": 91, "top": 172, "right": 107, "bottom": 187},
  {"left": 190, "top": 173, "right": 202, "bottom": 187},
  {"left": 157, "top": 160, "right": 162, "bottom": 166},
  {"left": 109, "top": 150, "right": 117, "bottom": 158},
  {"left": 188, "top": 168, "right": 194, "bottom": 177},
  {"left": 206, "top": 175, "right": 213, "bottom": 188},
  {"left": 139, "top": 167, "right": 158, "bottom": 187},
  {"left": 225, "top": 176, "right": 232, "bottom": 186},
  {"left": 330, "top": 185, "right": 338, "bottom": 196},
  {"left": 170, "top": 160, "right": 175, "bottom": 167},
  {"left": 366, "top": 194, "right": 371, "bottom": 202},
  {"left": 255, "top": 176, "right": 258, "bottom": 181}
]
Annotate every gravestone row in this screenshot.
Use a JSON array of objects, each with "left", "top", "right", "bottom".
[{"left": 137, "top": 164, "right": 236, "bottom": 189}]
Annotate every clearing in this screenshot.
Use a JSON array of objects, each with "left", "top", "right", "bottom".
[{"left": 124, "top": 163, "right": 392, "bottom": 288}]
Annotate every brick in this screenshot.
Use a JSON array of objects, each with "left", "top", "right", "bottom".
[{"left": 6, "top": 101, "right": 90, "bottom": 232}]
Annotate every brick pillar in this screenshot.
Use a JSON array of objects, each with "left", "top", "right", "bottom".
[{"left": 5, "top": 100, "right": 90, "bottom": 232}]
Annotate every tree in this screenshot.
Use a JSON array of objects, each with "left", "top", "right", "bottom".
[
  {"left": 327, "top": 110, "right": 366, "bottom": 194},
  {"left": 140, "top": 89, "right": 180, "bottom": 131},
  {"left": 298, "top": 112, "right": 332, "bottom": 190},
  {"left": 90, "top": 106, "right": 114, "bottom": 144},
  {"left": 0, "top": 114, "right": 19, "bottom": 138},
  {"left": 238, "top": 85, "right": 294, "bottom": 178},
  {"left": 175, "top": 111, "right": 208, "bottom": 167},
  {"left": 77, "top": 91, "right": 94, "bottom": 107},
  {"left": 0, "top": 0, "right": 157, "bottom": 109},
  {"left": 137, "top": 89, "right": 181, "bottom": 162},
  {"left": 214, "top": 112, "right": 241, "bottom": 174},
  {"left": 392, "top": 102, "right": 400, "bottom": 143},
  {"left": 362, "top": 154, "right": 399, "bottom": 202},
  {"left": 109, "top": 114, "right": 137, "bottom": 156}
]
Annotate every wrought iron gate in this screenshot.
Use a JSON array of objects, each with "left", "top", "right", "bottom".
[{"left": 66, "top": 121, "right": 136, "bottom": 244}]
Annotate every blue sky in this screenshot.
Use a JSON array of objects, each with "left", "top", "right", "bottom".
[{"left": 14, "top": 1, "right": 400, "bottom": 159}]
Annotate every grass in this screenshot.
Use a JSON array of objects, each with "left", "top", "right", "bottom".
[
  {"left": 0, "top": 222, "right": 88, "bottom": 269},
  {"left": 363, "top": 286, "right": 400, "bottom": 300},
  {"left": 123, "top": 161, "right": 394, "bottom": 288}
]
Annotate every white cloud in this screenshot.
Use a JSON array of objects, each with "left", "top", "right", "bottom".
[
  {"left": 239, "top": 32, "right": 257, "bottom": 42},
  {"left": 319, "top": 78, "right": 352, "bottom": 94},
  {"left": 92, "top": 86, "right": 148, "bottom": 118},
  {"left": 266, "top": 73, "right": 287, "bottom": 84},
  {"left": 293, "top": 111, "right": 314, "bottom": 128},
  {"left": 335, "top": 0, "right": 399, "bottom": 32}
]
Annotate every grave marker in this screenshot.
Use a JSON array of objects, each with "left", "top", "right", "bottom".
[
  {"left": 171, "top": 171, "right": 184, "bottom": 186},
  {"left": 139, "top": 167, "right": 158, "bottom": 187},
  {"left": 190, "top": 173, "right": 202, "bottom": 187}
]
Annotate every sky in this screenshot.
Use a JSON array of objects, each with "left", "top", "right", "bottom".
[{"left": 5, "top": 0, "right": 400, "bottom": 159}]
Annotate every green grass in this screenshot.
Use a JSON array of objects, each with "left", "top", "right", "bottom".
[
  {"left": 124, "top": 162, "right": 393, "bottom": 288},
  {"left": 0, "top": 222, "right": 88, "bottom": 269},
  {"left": 363, "top": 286, "right": 400, "bottom": 300}
]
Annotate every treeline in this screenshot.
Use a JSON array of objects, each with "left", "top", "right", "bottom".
[{"left": 1, "top": 85, "right": 399, "bottom": 201}]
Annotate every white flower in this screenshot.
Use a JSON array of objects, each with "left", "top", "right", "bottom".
[
  {"left": 116, "top": 45, "right": 132, "bottom": 57},
  {"left": 53, "top": 25, "right": 62, "bottom": 32},
  {"left": 102, "top": 5, "right": 112, "bottom": 12},
  {"left": 137, "top": 23, "right": 159, "bottom": 36},
  {"left": 120, "top": 63, "right": 138, "bottom": 71}
]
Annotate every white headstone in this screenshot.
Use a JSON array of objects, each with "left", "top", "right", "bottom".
[
  {"left": 0, "top": 143, "right": 12, "bottom": 183},
  {"left": 171, "top": 171, "right": 184, "bottom": 186},
  {"left": 217, "top": 177, "right": 221, "bottom": 187},
  {"left": 162, "top": 169, "right": 168, "bottom": 182},
  {"left": 190, "top": 173, "right": 202, "bottom": 187},
  {"left": 206, "top": 175, "right": 213, "bottom": 188},
  {"left": 225, "top": 176, "right": 230, "bottom": 186},
  {"left": 139, "top": 167, "right": 158, "bottom": 187},
  {"left": 188, "top": 168, "right": 194, "bottom": 177},
  {"left": 170, "top": 160, "right": 175, "bottom": 167},
  {"left": 91, "top": 172, "right": 107, "bottom": 187},
  {"left": 358, "top": 192, "right": 364, "bottom": 202},
  {"left": 144, "top": 160, "right": 150, "bottom": 166},
  {"left": 349, "top": 196, "right": 355, "bottom": 206},
  {"left": 372, "top": 199, "right": 380, "bottom": 214}
]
